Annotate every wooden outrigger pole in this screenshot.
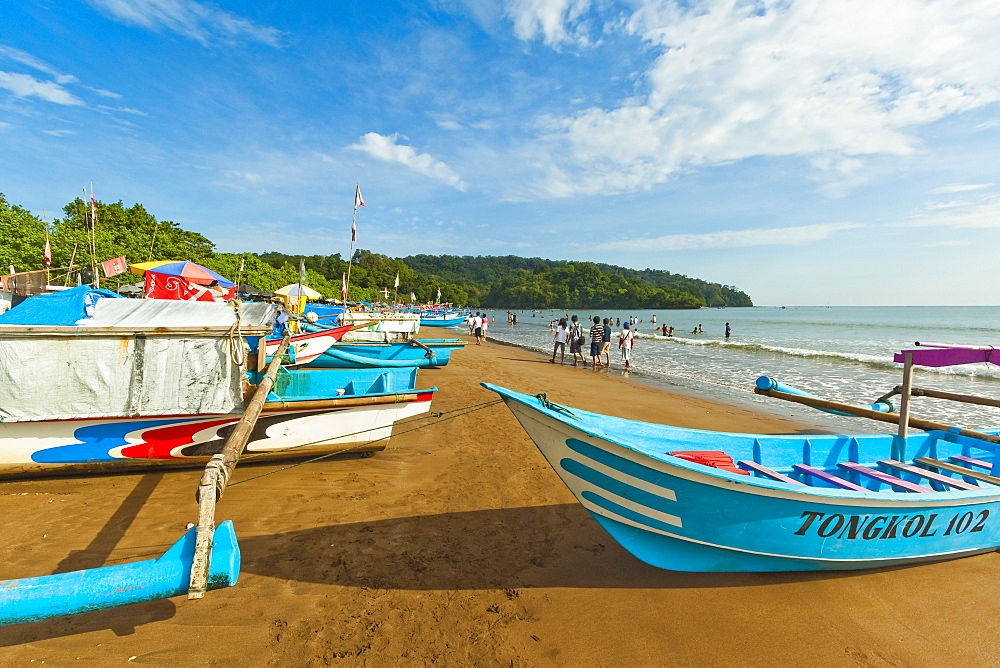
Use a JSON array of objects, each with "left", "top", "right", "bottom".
[{"left": 188, "top": 333, "right": 289, "bottom": 597}]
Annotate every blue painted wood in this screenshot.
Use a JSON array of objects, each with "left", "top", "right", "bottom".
[
  {"left": 837, "top": 462, "right": 932, "bottom": 493},
  {"left": 0, "top": 521, "right": 239, "bottom": 626},
  {"left": 880, "top": 459, "right": 980, "bottom": 491},
  {"left": 738, "top": 460, "right": 804, "bottom": 485},
  {"left": 794, "top": 464, "right": 868, "bottom": 491}
]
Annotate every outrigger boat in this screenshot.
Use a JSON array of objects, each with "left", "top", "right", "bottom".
[
  {"left": 304, "top": 335, "right": 467, "bottom": 369},
  {"left": 486, "top": 343, "right": 1000, "bottom": 572}
]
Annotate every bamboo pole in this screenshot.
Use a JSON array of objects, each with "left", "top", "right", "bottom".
[
  {"left": 188, "top": 332, "right": 290, "bottom": 599},
  {"left": 753, "top": 386, "right": 1000, "bottom": 446},
  {"left": 910, "top": 386, "right": 1000, "bottom": 409}
]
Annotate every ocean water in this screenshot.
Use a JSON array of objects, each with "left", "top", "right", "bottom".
[{"left": 476, "top": 306, "right": 1000, "bottom": 432}]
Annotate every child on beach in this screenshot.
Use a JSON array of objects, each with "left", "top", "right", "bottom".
[
  {"left": 569, "top": 315, "right": 587, "bottom": 366},
  {"left": 619, "top": 322, "right": 635, "bottom": 369}
]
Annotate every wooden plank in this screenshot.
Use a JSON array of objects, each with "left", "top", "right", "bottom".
[
  {"left": 879, "top": 459, "right": 980, "bottom": 490},
  {"left": 737, "top": 460, "right": 805, "bottom": 485},
  {"left": 950, "top": 455, "right": 992, "bottom": 470},
  {"left": 915, "top": 457, "right": 1000, "bottom": 487},
  {"left": 793, "top": 464, "right": 867, "bottom": 491},
  {"left": 837, "top": 462, "right": 932, "bottom": 493}
]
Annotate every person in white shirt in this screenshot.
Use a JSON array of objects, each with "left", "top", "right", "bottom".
[
  {"left": 550, "top": 318, "right": 569, "bottom": 364},
  {"left": 473, "top": 312, "right": 484, "bottom": 345},
  {"left": 619, "top": 321, "right": 635, "bottom": 369}
]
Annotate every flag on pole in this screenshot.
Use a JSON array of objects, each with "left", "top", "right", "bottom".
[
  {"left": 90, "top": 192, "right": 98, "bottom": 224},
  {"left": 410, "top": 291, "right": 416, "bottom": 302},
  {"left": 436, "top": 288, "right": 441, "bottom": 303},
  {"left": 101, "top": 256, "right": 127, "bottom": 277},
  {"left": 43, "top": 235, "right": 51, "bottom": 268},
  {"left": 299, "top": 258, "right": 307, "bottom": 285},
  {"left": 341, "top": 272, "right": 348, "bottom": 299},
  {"left": 354, "top": 184, "right": 365, "bottom": 208},
  {"left": 393, "top": 272, "right": 399, "bottom": 288}
]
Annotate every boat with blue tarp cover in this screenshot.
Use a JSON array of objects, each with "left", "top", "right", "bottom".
[{"left": 485, "top": 343, "right": 1000, "bottom": 572}]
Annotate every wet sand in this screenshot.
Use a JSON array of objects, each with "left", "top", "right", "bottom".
[{"left": 3, "top": 329, "right": 1000, "bottom": 665}]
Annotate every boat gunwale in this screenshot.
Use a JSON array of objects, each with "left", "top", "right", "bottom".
[{"left": 486, "top": 383, "right": 1000, "bottom": 506}]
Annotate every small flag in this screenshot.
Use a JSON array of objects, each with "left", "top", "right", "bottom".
[
  {"left": 351, "top": 218, "right": 356, "bottom": 243},
  {"left": 410, "top": 291, "right": 416, "bottom": 302},
  {"left": 436, "top": 288, "right": 441, "bottom": 303},
  {"left": 238, "top": 256, "right": 245, "bottom": 272},
  {"left": 299, "top": 258, "right": 307, "bottom": 285},
  {"left": 101, "top": 256, "right": 127, "bottom": 277},
  {"left": 90, "top": 192, "right": 98, "bottom": 224},
  {"left": 354, "top": 184, "right": 365, "bottom": 208},
  {"left": 393, "top": 272, "right": 399, "bottom": 288},
  {"left": 341, "top": 272, "right": 347, "bottom": 299},
  {"left": 43, "top": 235, "right": 51, "bottom": 268}
]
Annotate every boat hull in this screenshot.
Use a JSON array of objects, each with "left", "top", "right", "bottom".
[
  {"left": 0, "top": 391, "right": 435, "bottom": 479},
  {"left": 488, "top": 385, "right": 1000, "bottom": 572},
  {"left": 307, "top": 340, "right": 465, "bottom": 369}
]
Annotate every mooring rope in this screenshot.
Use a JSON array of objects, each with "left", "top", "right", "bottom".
[{"left": 226, "top": 398, "right": 503, "bottom": 488}]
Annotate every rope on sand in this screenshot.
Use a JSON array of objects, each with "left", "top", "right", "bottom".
[{"left": 227, "top": 398, "right": 503, "bottom": 488}]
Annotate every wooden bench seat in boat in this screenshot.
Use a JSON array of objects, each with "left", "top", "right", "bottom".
[
  {"left": 949, "top": 455, "right": 992, "bottom": 470},
  {"left": 837, "top": 462, "right": 932, "bottom": 493},
  {"left": 915, "top": 458, "right": 1000, "bottom": 487},
  {"left": 737, "top": 460, "right": 804, "bottom": 485},
  {"left": 792, "top": 464, "right": 867, "bottom": 491},
  {"left": 878, "top": 459, "right": 980, "bottom": 490}
]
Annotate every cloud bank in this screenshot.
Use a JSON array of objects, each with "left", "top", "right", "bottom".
[{"left": 513, "top": 0, "right": 1000, "bottom": 197}]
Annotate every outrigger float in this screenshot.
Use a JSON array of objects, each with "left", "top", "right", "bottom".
[{"left": 487, "top": 343, "right": 1000, "bottom": 572}]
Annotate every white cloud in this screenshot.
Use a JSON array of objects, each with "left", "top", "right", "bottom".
[
  {"left": 901, "top": 193, "right": 1000, "bottom": 229},
  {"left": 525, "top": 0, "right": 1000, "bottom": 197},
  {"left": 930, "top": 183, "right": 992, "bottom": 194},
  {"left": 42, "top": 129, "right": 77, "bottom": 137},
  {"left": 349, "top": 132, "right": 467, "bottom": 191},
  {"left": 0, "top": 71, "right": 84, "bottom": 106},
  {"left": 593, "top": 221, "right": 864, "bottom": 251},
  {"left": 88, "top": 0, "right": 285, "bottom": 47},
  {"left": 505, "top": 0, "right": 598, "bottom": 47}
]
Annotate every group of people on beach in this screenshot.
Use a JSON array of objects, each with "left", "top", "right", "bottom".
[
  {"left": 550, "top": 315, "right": 635, "bottom": 369},
  {"left": 465, "top": 312, "right": 491, "bottom": 345}
]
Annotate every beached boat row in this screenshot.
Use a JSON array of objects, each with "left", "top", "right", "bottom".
[{"left": 0, "top": 281, "right": 469, "bottom": 624}]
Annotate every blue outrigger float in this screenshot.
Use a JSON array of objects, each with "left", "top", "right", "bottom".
[{"left": 487, "top": 343, "right": 1000, "bottom": 572}]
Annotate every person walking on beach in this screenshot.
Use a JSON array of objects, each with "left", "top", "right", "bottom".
[
  {"left": 619, "top": 321, "right": 635, "bottom": 369},
  {"left": 551, "top": 318, "right": 569, "bottom": 364},
  {"left": 725, "top": 322, "right": 731, "bottom": 339},
  {"left": 589, "top": 316, "right": 605, "bottom": 367},
  {"left": 472, "top": 312, "right": 483, "bottom": 345},
  {"left": 569, "top": 315, "right": 586, "bottom": 366},
  {"left": 480, "top": 311, "right": 489, "bottom": 342},
  {"left": 601, "top": 318, "right": 613, "bottom": 367}
]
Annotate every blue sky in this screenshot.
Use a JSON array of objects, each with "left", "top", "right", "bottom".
[{"left": 3, "top": 0, "right": 999, "bottom": 306}]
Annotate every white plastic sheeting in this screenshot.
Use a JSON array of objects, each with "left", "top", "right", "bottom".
[
  {"left": 85, "top": 299, "right": 274, "bottom": 328},
  {"left": 0, "top": 300, "right": 276, "bottom": 422}
]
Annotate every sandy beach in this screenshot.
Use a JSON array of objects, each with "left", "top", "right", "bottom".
[{"left": 3, "top": 328, "right": 1000, "bottom": 665}]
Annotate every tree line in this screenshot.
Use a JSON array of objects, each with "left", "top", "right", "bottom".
[{"left": 0, "top": 192, "right": 753, "bottom": 308}]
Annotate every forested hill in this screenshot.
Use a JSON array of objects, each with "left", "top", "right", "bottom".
[
  {"left": 1, "top": 192, "right": 752, "bottom": 308},
  {"left": 399, "top": 255, "right": 752, "bottom": 309}
]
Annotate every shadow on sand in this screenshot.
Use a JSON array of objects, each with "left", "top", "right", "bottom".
[{"left": 237, "top": 503, "right": 897, "bottom": 592}]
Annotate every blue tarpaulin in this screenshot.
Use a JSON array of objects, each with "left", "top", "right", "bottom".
[{"left": 0, "top": 285, "right": 123, "bottom": 326}]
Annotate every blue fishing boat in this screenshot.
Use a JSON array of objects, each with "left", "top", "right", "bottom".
[
  {"left": 305, "top": 336, "right": 467, "bottom": 369},
  {"left": 419, "top": 313, "right": 467, "bottom": 327},
  {"left": 485, "top": 343, "right": 1000, "bottom": 572}
]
